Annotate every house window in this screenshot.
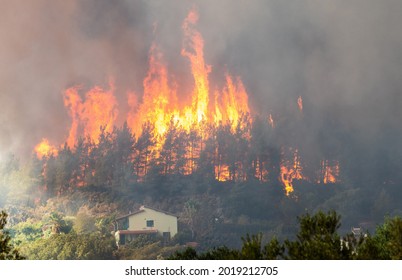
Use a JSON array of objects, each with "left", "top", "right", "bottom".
[{"left": 146, "top": 220, "right": 154, "bottom": 227}]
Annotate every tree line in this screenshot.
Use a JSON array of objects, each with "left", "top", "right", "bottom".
[
  {"left": 2, "top": 109, "right": 400, "bottom": 207},
  {"left": 24, "top": 114, "right": 349, "bottom": 199}
]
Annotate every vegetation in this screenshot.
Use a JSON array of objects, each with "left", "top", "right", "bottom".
[
  {"left": 116, "top": 234, "right": 182, "bottom": 260},
  {"left": 3, "top": 204, "right": 402, "bottom": 260},
  {"left": 20, "top": 232, "right": 116, "bottom": 260},
  {"left": 0, "top": 211, "right": 24, "bottom": 259},
  {"left": 0, "top": 118, "right": 401, "bottom": 260},
  {"left": 357, "top": 216, "right": 402, "bottom": 259},
  {"left": 170, "top": 211, "right": 402, "bottom": 260}
]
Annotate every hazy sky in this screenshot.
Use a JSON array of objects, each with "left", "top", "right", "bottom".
[{"left": 1, "top": 0, "right": 402, "bottom": 159}]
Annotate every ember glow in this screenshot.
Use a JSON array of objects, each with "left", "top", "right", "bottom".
[
  {"left": 268, "top": 114, "right": 275, "bottom": 128},
  {"left": 297, "top": 96, "right": 303, "bottom": 112}
]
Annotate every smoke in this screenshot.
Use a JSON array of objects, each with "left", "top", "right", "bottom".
[
  {"left": 0, "top": 0, "right": 152, "bottom": 157},
  {"left": 1, "top": 0, "right": 402, "bottom": 167}
]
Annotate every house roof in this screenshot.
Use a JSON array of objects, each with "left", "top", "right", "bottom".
[
  {"left": 141, "top": 205, "right": 178, "bottom": 217},
  {"left": 116, "top": 229, "right": 158, "bottom": 235},
  {"left": 115, "top": 209, "right": 144, "bottom": 221},
  {"left": 115, "top": 205, "right": 178, "bottom": 221}
]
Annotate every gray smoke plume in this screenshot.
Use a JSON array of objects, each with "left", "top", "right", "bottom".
[{"left": 1, "top": 0, "right": 402, "bottom": 165}]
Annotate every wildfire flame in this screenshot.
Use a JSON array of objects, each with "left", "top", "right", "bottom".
[
  {"left": 279, "top": 148, "right": 305, "bottom": 195},
  {"left": 33, "top": 8, "right": 339, "bottom": 196},
  {"left": 181, "top": 9, "right": 211, "bottom": 124},
  {"left": 215, "top": 164, "right": 231, "bottom": 182},
  {"left": 125, "top": 8, "right": 250, "bottom": 138},
  {"left": 35, "top": 138, "right": 58, "bottom": 158},
  {"left": 219, "top": 74, "right": 249, "bottom": 130},
  {"left": 64, "top": 81, "right": 118, "bottom": 146},
  {"left": 128, "top": 43, "right": 177, "bottom": 137},
  {"left": 319, "top": 160, "right": 340, "bottom": 184}
]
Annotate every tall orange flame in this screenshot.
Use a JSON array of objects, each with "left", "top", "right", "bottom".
[
  {"left": 128, "top": 43, "right": 177, "bottom": 137},
  {"left": 64, "top": 81, "right": 118, "bottom": 147},
  {"left": 64, "top": 87, "right": 82, "bottom": 148},
  {"left": 220, "top": 74, "right": 250, "bottom": 130},
  {"left": 181, "top": 9, "right": 211, "bottom": 124},
  {"left": 125, "top": 8, "right": 250, "bottom": 139},
  {"left": 81, "top": 82, "right": 118, "bottom": 144}
]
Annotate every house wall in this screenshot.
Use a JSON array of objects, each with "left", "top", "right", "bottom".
[{"left": 127, "top": 208, "right": 178, "bottom": 237}]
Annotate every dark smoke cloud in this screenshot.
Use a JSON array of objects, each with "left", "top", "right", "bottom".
[{"left": 1, "top": 0, "right": 402, "bottom": 164}]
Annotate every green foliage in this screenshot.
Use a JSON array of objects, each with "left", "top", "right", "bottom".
[
  {"left": 201, "top": 246, "right": 240, "bottom": 260},
  {"left": 284, "top": 210, "right": 346, "bottom": 259},
  {"left": 117, "top": 240, "right": 182, "bottom": 260},
  {"left": 125, "top": 234, "right": 162, "bottom": 249},
  {"left": 169, "top": 234, "right": 265, "bottom": 260},
  {"left": 42, "top": 212, "right": 73, "bottom": 235},
  {"left": 170, "top": 211, "right": 402, "bottom": 260},
  {"left": 263, "top": 238, "right": 284, "bottom": 260},
  {"left": 95, "top": 215, "right": 116, "bottom": 235},
  {"left": 21, "top": 232, "right": 117, "bottom": 260},
  {"left": 357, "top": 216, "right": 402, "bottom": 259},
  {"left": 240, "top": 233, "right": 264, "bottom": 259},
  {"left": 73, "top": 212, "right": 96, "bottom": 234},
  {"left": 169, "top": 246, "right": 240, "bottom": 260},
  {"left": 10, "top": 219, "right": 43, "bottom": 245},
  {"left": 0, "top": 210, "right": 24, "bottom": 260},
  {"left": 169, "top": 247, "right": 199, "bottom": 260}
]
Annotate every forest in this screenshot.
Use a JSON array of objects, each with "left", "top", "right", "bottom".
[{"left": 1, "top": 114, "right": 402, "bottom": 260}]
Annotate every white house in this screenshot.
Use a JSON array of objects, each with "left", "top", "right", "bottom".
[{"left": 114, "top": 205, "right": 178, "bottom": 246}]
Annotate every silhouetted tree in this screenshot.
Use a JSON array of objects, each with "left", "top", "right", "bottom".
[
  {"left": 112, "top": 123, "right": 135, "bottom": 188},
  {"left": 90, "top": 127, "right": 114, "bottom": 187},
  {"left": 284, "top": 210, "right": 347, "bottom": 259},
  {"left": 72, "top": 137, "right": 91, "bottom": 187},
  {"left": 134, "top": 122, "right": 156, "bottom": 179},
  {"left": 55, "top": 144, "right": 76, "bottom": 194}
]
